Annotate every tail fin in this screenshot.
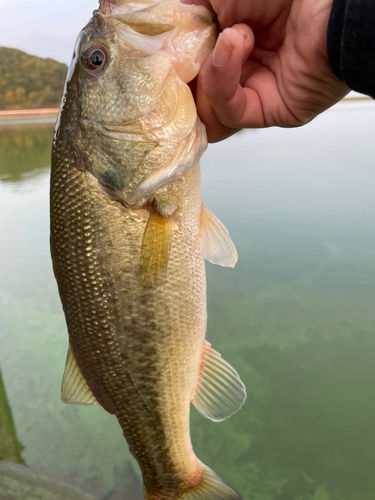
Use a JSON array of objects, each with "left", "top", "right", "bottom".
[{"left": 144, "top": 463, "right": 241, "bottom": 500}]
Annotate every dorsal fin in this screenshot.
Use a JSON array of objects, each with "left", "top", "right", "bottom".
[
  {"left": 192, "top": 341, "right": 246, "bottom": 422},
  {"left": 200, "top": 204, "right": 238, "bottom": 268},
  {"left": 61, "top": 346, "right": 99, "bottom": 406}
]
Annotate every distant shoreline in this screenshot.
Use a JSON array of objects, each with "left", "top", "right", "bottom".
[
  {"left": 0, "top": 96, "right": 371, "bottom": 125},
  {"left": 0, "top": 107, "right": 59, "bottom": 121}
]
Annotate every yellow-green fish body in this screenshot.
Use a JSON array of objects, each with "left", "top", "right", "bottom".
[{"left": 50, "top": 2, "right": 245, "bottom": 499}]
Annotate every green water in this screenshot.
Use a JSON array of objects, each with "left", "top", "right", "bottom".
[{"left": 1, "top": 103, "right": 375, "bottom": 500}]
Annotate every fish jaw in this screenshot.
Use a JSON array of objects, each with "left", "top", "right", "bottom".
[{"left": 98, "top": 0, "right": 217, "bottom": 83}]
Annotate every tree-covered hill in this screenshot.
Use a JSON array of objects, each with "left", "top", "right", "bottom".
[{"left": 0, "top": 47, "right": 68, "bottom": 109}]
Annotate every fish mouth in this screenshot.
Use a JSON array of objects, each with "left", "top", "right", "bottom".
[
  {"left": 97, "top": 0, "right": 215, "bottom": 41},
  {"left": 98, "top": 0, "right": 183, "bottom": 38},
  {"left": 98, "top": 0, "right": 168, "bottom": 17},
  {"left": 94, "top": 0, "right": 217, "bottom": 83}
]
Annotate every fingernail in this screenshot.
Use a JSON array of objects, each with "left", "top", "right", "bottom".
[
  {"left": 235, "top": 25, "right": 248, "bottom": 41},
  {"left": 211, "top": 32, "right": 232, "bottom": 68}
]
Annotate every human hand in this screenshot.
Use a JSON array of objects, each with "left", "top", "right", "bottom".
[{"left": 183, "top": 0, "right": 350, "bottom": 142}]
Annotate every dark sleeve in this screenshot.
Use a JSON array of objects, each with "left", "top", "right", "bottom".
[{"left": 327, "top": 0, "right": 375, "bottom": 98}]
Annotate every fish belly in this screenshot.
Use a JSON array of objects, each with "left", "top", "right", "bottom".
[{"left": 50, "top": 151, "right": 206, "bottom": 493}]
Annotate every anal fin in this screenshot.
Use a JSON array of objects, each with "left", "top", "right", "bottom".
[
  {"left": 61, "top": 346, "right": 99, "bottom": 406},
  {"left": 192, "top": 341, "right": 246, "bottom": 422},
  {"left": 201, "top": 204, "right": 238, "bottom": 268}
]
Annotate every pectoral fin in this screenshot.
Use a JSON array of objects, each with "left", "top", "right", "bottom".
[
  {"left": 201, "top": 204, "right": 238, "bottom": 268},
  {"left": 192, "top": 341, "right": 246, "bottom": 422},
  {"left": 141, "top": 198, "right": 177, "bottom": 288},
  {"left": 61, "top": 346, "right": 99, "bottom": 406}
]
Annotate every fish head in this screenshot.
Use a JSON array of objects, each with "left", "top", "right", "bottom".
[{"left": 55, "top": 0, "right": 217, "bottom": 206}]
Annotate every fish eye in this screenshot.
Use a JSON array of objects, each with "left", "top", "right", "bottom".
[{"left": 82, "top": 45, "right": 107, "bottom": 73}]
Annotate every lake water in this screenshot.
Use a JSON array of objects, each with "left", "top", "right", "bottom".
[{"left": 1, "top": 102, "right": 375, "bottom": 500}]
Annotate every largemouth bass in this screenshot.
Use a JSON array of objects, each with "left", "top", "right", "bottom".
[{"left": 50, "top": 1, "right": 246, "bottom": 499}]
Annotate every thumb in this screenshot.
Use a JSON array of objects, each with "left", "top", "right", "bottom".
[{"left": 197, "top": 24, "right": 255, "bottom": 142}]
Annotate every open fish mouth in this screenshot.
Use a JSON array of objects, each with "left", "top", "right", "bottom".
[
  {"left": 90, "top": 0, "right": 217, "bottom": 87},
  {"left": 98, "top": 0, "right": 182, "bottom": 32},
  {"left": 97, "top": 0, "right": 216, "bottom": 62}
]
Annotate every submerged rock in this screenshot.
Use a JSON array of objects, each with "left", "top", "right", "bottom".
[{"left": 0, "top": 461, "right": 98, "bottom": 500}]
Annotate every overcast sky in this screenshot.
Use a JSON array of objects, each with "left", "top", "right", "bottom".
[{"left": 0, "top": 0, "right": 98, "bottom": 65}]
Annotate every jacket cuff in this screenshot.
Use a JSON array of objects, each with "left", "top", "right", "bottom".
[{"left": 327, "top": 0, "right": 347, "bottom": 81}]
